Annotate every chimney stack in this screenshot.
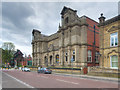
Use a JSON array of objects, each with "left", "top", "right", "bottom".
[{"left": 98, "top": 13, "right": 106, "bottom": 24}]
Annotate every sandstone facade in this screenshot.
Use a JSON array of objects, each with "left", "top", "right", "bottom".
[
  {"left": 98, "top": 14, "right": 120, "bottom": 69},
  {"left": 32, "top": 6, "right": 99, "bottom": 68}
]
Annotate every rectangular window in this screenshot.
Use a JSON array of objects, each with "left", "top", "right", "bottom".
[
  {"left": 65, "top": 17, "right": 69, "bottom": 24},
  {"left": 95, "top": 52, "right": 99, "bottom": 62},
  {"left": 65, "top": 52, "right": 68, "bottom": 62},
  {"left": 110, "top": 32, "right": 118, "bottom": 47},
  {"left": 73, "top": 50, "right": 75, "bottom": 61},
  {"left": 111, "top": 55, "right": 118, "bottom": 69},
  {"left": 88, "top": 50, "right": 92, "bottom": 62}
]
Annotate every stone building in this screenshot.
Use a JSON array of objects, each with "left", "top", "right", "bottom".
[
  {"left": 32, "top": 6, "right": 99, "bottom": 68},
  {"left": 98, "top": 14, "right": 120, "bottom": 69}
]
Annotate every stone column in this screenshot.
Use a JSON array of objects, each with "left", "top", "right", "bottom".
[
  {"left": 68, "top": 46, "right": 71, "bottom": 65},
  {"left": 35, "top": 42, "right": 37, "bottom": 66},
  {"left": 53, "top": 52, "right": 55, "bottom": 66},
  {"left": 61, "top": 31, "right": 64, "bottom": 66},
  {"left": 59, "top": 50, "right": 62, "bottom": 66},
  {"left": 75, "top": 45, "right": 80, "bottom": 65},
  {"left": 32, "top": 43, "right": 34, "bottom": 66},
  {"left": 80, "top": 45, "right": 87, "bottom": 67},
  {"left": 47, "top": 54, "right": 50, "bottom": 66},
  {"left": 62, "top": 48, "right": 64, "bottom": 66},
  {"left": 68, "top": 28, "right": 71, "bottom": 65}
]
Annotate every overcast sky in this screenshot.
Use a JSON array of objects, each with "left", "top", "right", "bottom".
[{"left": 0, "top": 1, "right": 119, "bottom": 56}]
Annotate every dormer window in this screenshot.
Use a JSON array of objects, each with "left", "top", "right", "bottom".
[{"left": 65, "top": 17, "right": 69, "bottom": 24}]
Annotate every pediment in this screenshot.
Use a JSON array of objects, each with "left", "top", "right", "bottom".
[
  {"left": 107, "top": 26, "right": 118, "bottom": 32},
  {"left": 61, "top": 6, "right": 68, "bottom": 15},
  {"left": 107, "top": 50, "right": 119, "bottom": 56},
  {"left": 61, "top": 6, "right": 77, "bottom": 15}
]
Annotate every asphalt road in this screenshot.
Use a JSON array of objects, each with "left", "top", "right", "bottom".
[
  {"left": 2, "top": 71, "right": 31, "bottom": 88},
  {"left": 2, "top": 70, "right": 119, "bottom": 89}
]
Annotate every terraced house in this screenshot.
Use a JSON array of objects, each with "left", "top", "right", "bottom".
[
  {"left": 98, "top": 14, "right": 120, "bottom": 69},
  {"left": 32, "top": 6, "right": 99, "bottom": 69}
]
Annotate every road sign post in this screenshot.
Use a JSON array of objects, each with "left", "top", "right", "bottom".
[{"left": 71, "top": 57, "right": 74, "bottom": 75}]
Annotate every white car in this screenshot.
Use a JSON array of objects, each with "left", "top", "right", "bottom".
[{"left": 22, "top": 67, "right": 30, "bottom": 72}]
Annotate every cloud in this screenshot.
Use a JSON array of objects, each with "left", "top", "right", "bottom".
[{"left": 1, "top": 2, "right": 118, "bottom": 55}]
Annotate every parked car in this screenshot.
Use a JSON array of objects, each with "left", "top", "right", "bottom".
[
  {"left": 22, "top": 67, "right": 30, "bottom": 72},
  {"left": 38, "top": 68, "right": 52, "bottom": 74}
]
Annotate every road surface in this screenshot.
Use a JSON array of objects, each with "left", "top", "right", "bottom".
[{"left": 2, "top": 69, "right": 119, "bottom": 89}]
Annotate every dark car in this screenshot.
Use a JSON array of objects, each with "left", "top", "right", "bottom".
[{"left": 38, "top": 68, "right": 52, "bottom": 74}]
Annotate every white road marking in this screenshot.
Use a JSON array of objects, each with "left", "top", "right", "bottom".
[
  {"left": 3, "top": 72, "right": 34, "bottom": 88},
  {"left": 41, "top": 76, "right": 48, "bottom": 78},
  {"left": 56, "top": 79, "right": 79, "bottom": 85},
  {"left": 53, "top": 74, "right": 119, "bottom": 84}
]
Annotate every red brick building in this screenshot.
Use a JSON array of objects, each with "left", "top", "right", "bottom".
[
  {"left": 22, "top": 55, "right": 32, "bottom": 66},
  {"left": 86, "top": 17, "right": 99, "bottom": 66}
]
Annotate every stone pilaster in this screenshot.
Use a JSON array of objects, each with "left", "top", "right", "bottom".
[
  {"left": 99, "top": 26, "right": 105, "bottom": 68},
  {"left": 80, "top": 21, "right": 87, "bottom": 67},
  {"left": 75, "top": 45, "right": 80, "bottom": 63},
  {"left": 80, "top": 45, "right": 87, "bottom": 67},
  {"left": 68, "top": 46, "right": 71, "bottom": 65},
  {"left": 61, "top": 30, "right": 64, "bottom": 66}
]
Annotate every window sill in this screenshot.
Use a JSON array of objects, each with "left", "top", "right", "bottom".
[
  {"left": 95, "top": 61, "right": 99, "bottom": 63},
  {"left": 110, "top": 45, "right": 118, "bottom": 47},
  {"left": 87, "top": 61, "right": 92, "bottom": 63},
  {"left": 110, "top": 67, "right": 118, "bottom": 69}
]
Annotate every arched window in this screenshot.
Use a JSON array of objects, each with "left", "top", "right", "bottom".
[
  {"left": 110, "top": 55, "right": 118, "bottom": 69},
  {"left": 65, "top": 52, "right": 68, "bottom": 62},
  {"left": 73, "top": 50, "right": 75, "bottom": 61},
  {"left": 50, "top": 56, "right": 52, "bottom": 65},
  {"left": 56, "top": 55, "right": 59, "bottom": 63},
  {"left": 44, "top": 56, "right": 48, "bottom": 66}
]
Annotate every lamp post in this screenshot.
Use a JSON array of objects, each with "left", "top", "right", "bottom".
[{"left": 71, "top": 56, "right": 74, "bottom": 75}]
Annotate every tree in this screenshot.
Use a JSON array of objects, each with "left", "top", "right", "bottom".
[
  {"left": 2, "top": 42, "right": 15, "bottom": 52},
  {"left": 2, "top": 42, "right": 15, "bottom": 65}
]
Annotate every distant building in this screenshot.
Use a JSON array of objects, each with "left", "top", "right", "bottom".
[
  {"left": 98, "top": 14, "right": 120, "bottom": 69},
  {"left": 13, "top": 49, "right": 24, "bottom": 67},
  {"left": 32, "top": 6, "right": 99, "bottom": 68},
  {"left": 23, "top": 55, "right": 32, "bottom": 66}
]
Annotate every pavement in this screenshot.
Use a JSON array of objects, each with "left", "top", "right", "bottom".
[{"left": 53, "top": 72, "right": 120, "bottom": 83}]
